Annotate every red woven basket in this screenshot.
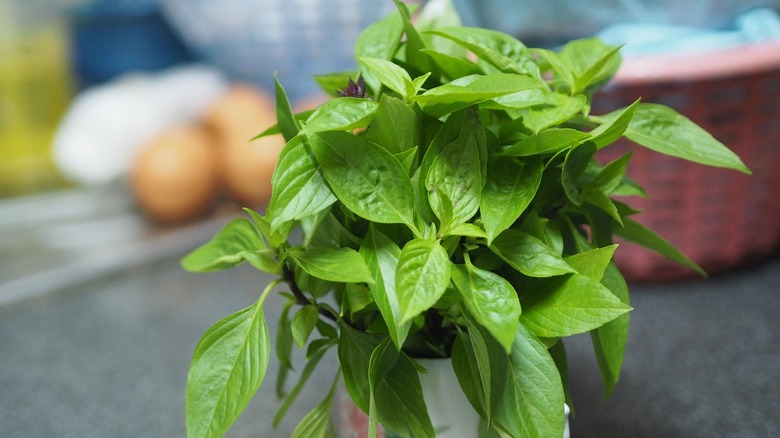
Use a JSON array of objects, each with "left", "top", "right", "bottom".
[{"left": 594, "top": 40, "right": 780, "bottom": 282}]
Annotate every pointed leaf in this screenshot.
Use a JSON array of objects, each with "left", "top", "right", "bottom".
[
  {"left": 360, "top": 226, "right": 412, "bottom": 348},
  {"left": 451, "top": 263, "right": 521, "bottom": 353},
  {"left": 302, "top": 98, "right": 378, "bottom": 134},
  {"left": 500, "top": 128, "right": 590, "bottom": 157},
  {"left": 481, "top": 156, "right": 543, "bottom": 244},
  {"left": 624, "top": 103, "right": 751, "bottom": 173},
  {"left": 616, "top": 217, "right": 706, "bottom": 276},
  {"left": 291, "top": 374, "right": 339, "bottom": 438},
  {"left": 291, "top": 305, "right": 320, "bottom": 349},
  {"left": 520, "top": 274, "right": 633, "bottom": 337},
  {"left": 489, "top": 229, "right": 576, "bottom": 277},
  {"left": 310, "top": 131, "right": 416, "bottom": 228},
  {"left": 185, "top": 282, "right": 276, "bottom": 438},
  {"left": 290, "top": 246, "right": 372, "bottom": 284},
  {"left": 268, "top": 136, "right": 337, "bottom": 229},
  {"left": 181, "top": 218, "right": 275, "bottom": 273},
  {"left": 591, "top": 263, "right": 630, "bottom": 397},
  {"left": 396, "top": 239, "right": 451, "bottom": 322}
]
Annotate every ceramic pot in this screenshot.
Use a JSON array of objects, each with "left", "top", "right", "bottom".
[{"left": 333, "top": 358, "right": 570, "bottom": 438}]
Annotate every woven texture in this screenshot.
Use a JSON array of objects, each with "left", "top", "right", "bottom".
[{"left": 595, "top": 49, "right": 780, "bottom": 282}]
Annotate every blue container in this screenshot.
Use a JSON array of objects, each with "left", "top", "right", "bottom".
[{"left": 69, "top": 1, "right": 195, "bottom": 89}]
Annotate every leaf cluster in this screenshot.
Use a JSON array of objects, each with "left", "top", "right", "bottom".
[{"left": 181, "top": 1, "right": 750, "bottom": 437}]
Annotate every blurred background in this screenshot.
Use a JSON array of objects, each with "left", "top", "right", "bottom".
[{"left": 1, "top": 0, "right": 779, "bottom": 436}]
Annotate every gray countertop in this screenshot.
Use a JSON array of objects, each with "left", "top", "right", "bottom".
[{"left": 1, "top": 188, "right": 778, "bottom": 437}]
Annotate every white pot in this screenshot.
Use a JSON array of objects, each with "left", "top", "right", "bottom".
[{"left": 333, "top": 357, "right": 570, "bottom": 438}]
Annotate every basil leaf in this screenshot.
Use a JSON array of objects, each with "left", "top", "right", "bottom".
[
  {"left": 559, "top": 37, "right": 622, "bottom": 94},
  {"left": 451, "top": 263, "right": 521, "bottom": 353},
  {"left": 508, "top": 93, "right": 587, "bottom": 134},
  {"left": 366, "top": 94, "right": 420, "bottom": 155},
  {"left": 421, "top": 48, "right": 482, "bottom": 80},
  {"left": 426, "top": 119, "right": 483, "bottom": 225},
  {"left": 564, "top": 245, "right": 618, "bottom": 281},
  {"left": 274, "top": 75, "right": 299, "bottom": 142},
  {"left": 590, "top": 262, "right": 631, "bottom": 397},
  {"left": 446, "top": 222, "right": 488, "bottom": 239},
  {"left": 291, "top": 305, "right": 320, "bottom": 349},
  {"left": 355, "top": 8, "right": 404, "bottom": 60},
  {"left": 589, "top": 99, "right": 639, "bottom": 149},
  {"left": 392, "top": 0, "right": 433, "bottom": 74},
  {"left": 310, "top": 131, "right": 416, "bottom": 229},
  {"left": 275, "top": 300, "right": 295, "bottom": 389},
  {"left": 302, "top": 98, "right": 378, "bottom": 134},
  {"left": 360, "top": 225, "right": 412, "bottom": 349},
  {"left": 591, "top": 152, "right": 633, "bottom": 194},
  {"left": 520, "top": 274, "right": 632, "bottom": 338},
  {"left": 291, "top": 374, "right": 339, "bottom": 438},
  {"left": 533, "top": 48, "right": 575, "bottom": 92},
  {"left": 451, "top": 330, "right": 489, "bottom": 420},
  {"left": 185, "top": 282, "right": 276, "bottom": 438},
  {"left": 396, "top": 238, "right": 451, "bottom": 322},
  {"left": 268, "top": 136, "right": 337, "bottom": 230},
  {"left": 481, "top": 156, "right": 543, "bottom": 244},
  {"left": 181, "top": 218, "right": 275, "bottom": 273},
  {"left": 615, "top": 217, "right": 706, "bottom": 276},
  {"left": 489, "top": 229, "right": 576, "bottom": 277},
  {"left": 624, "top": 103, "right": 751, "bottom": 173},
  {"left": 425, "top": 27, "right": 540, "bottom": 78},
  {"left": 369, "top": 338, "right": 435, "bottom": 438},
  {"left": 358, "top": 57, "right": 414, "bottom": 99},
  {"left": 414, "top": 73, "right": 544, "bottom": 117},
  {"left": 338, "top": 321, "right": 379, "bottom": 412},
  {"left": 491, "top": 323, "right": 565, "bottom": 438},
  {"left": 273, "top": 339, "right": 334, "bottom": 427},
  {"left": 562, "top": 141, "right": 597, "bottom": 206},
  {"left": 499, "top": 128, "right": 590, "bottom": 157},
  {"left": 290, "top": 246, "right": 372, "bottom": 284}
]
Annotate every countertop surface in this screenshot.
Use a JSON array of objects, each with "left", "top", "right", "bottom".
[{"left": 1, "top": 188, "right": 778, "bottom": 437}]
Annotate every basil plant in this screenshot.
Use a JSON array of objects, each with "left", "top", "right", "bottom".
[{"left": 181, "top": 1, "right": 750, "bottom": 437}]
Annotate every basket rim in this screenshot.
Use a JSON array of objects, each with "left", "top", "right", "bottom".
[{"left": 612, "top": 39, "right": 780, "bottom": 84}]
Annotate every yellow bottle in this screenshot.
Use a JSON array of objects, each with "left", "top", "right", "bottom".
[{"left": 0, "top": 0, "right": 73, "bottom": 197}]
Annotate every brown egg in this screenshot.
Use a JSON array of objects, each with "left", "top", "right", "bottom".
[
  {"left": 205, "top": 84, "right": 286, "bottom": 207},
  {"left": 131, "top": 125, "right": 218, "bottom": 223}
]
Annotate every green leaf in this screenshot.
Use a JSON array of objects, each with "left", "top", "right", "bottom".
[
  {"left": 451, "top": 263, "right": 521, "bottom": 353},
  {"left": 616, "top": 217, "right": 706, "bottom": 276},
  {"left": 532, "top": 48, "right": 575, "bottom": 92},
  {"left": 185, "top": 280, "right": 278, "bottom": 438},
  {"left": 489, "top": 229, "right": 576, "bottom": 277},
  {"left": 292, "top": 305, "right": 320, "bottom": 349},
  {"left": 421, "top": 48, "right": 481, "bottom": 80},
  {"left": 425, "top": 27, "right": 540, "bottom": 78},
  {"left": 355, "top": 8, "right": 405, "bottom": 60},
  {"left": 358, "top": 57, "right": 414, "bottom": 99},
  {"left": 589, "top": 99, "right": 639, "bottom": 149},
  {"left": 396, "top": 238, "right": 451, "bottom": 322},
  {"left": 392, "top": 0, "right": 434, "bottom": 74},
  {"left": 481, "top": 156, "right": 543, "bottom": 244},
  {"left": 274, "top": 75, "right": 299, "bottom": 142},
  {"left": 338, "top": 321, "right": 379, "bottom": 412},
  {"left": 564, "top": 245, "right": 618, "bottom": 281},
  {"left": 582, "top": 187, "right": 623, "bottom": 225},
  {"left": 591, "top": 262, "right": 630, "bottom": 397},
  {"left": 414, "top": 73, "right": 544, "bottom": 117},
  {"left": 446, "top": 222, "right": 488, "bottom": 239},
  {"left": 491, "top": 323, "right": 565, "bottom": 438},
  {"left": 547, "top": 340, "right": 574, "bottom": 418},
  {"left": 360, "top": 225, "right": 412, "bottom": 349},
  {"left": 366, "top": 94, "right": 420, "bottom": 155},
  {"left": 591, "top": 152, "right": 633, "bottom": 194},
  {"left": 426, "top": 119, "right": 483, "bottom": 224},
  {"left": 451, "top": 330, "right": 489, "bottom": 420},
  {"left": 624, "top": 103, "right": 751, "bottom": 173},
  {"left": 267, "top": 136, "right": 337, "bottom": 230},
  {"left": 291, "top": 374, "right": 339, "bottom": 438},
  {"left": 561, "top": 141, "right": 597, "bottom": 206},
  {"left": 302, "top": 98, "right": 379, "bottom": 134},
  {"left": 508, "top": 93, "right": 588, "bottom": 134},
  {"left": 310, "top": 131, "right": 416, "bottom": 229},
  {"left": 344, "top": 283, "right": 374, "bottom": 315},
  {"left": 181, "top": 218, "right": 275, "bottom": 273},
  {"left": 369, "top": 338, "right": 435, "bottom": 437},
  {"left": 559, "top": 38, "right": 622, "bottom": 94},
  {"left": 244, "top": 208, "right": 291, "bottom": 249},
  {"left": 273, "top": 339, "right": 335, "bottom": 427},
  {"left": 290, "top": 246, "right": 373, "bottom": 284},
  {"left": 500, "top": 128, "right": 590, "bottom": 157},
  {"left": 520, "top": 274, "right": 632, "bottom": 338}
]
